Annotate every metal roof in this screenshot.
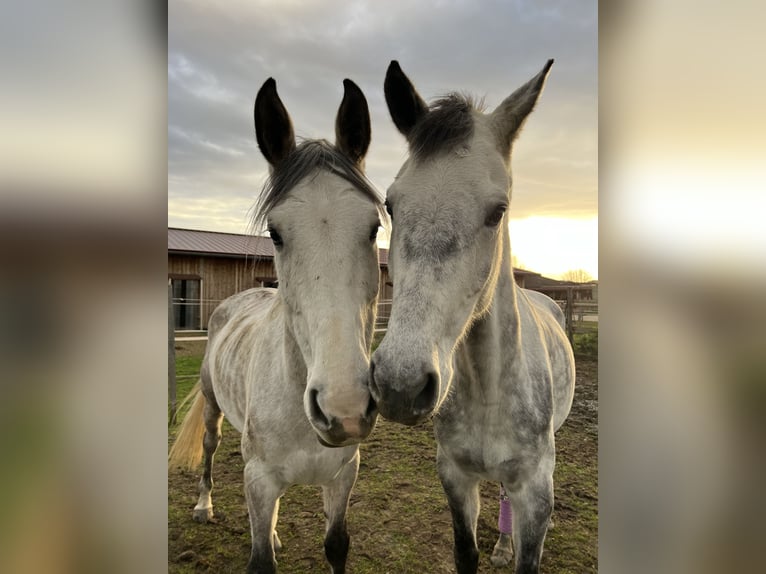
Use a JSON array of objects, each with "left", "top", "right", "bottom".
[
  {"left": 169, "top": 227, "right": 391, "bottom": 265},
  {"left": 168, "top": 228, "right": 274, "bottom": 258}
]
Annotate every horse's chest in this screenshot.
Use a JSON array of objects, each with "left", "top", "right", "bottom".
[
  {"left": 282, "top": 447, "right": 356, "bottom": 486},
  {"left": 435, "top": 405, "right": 540, "bottom": 483}
]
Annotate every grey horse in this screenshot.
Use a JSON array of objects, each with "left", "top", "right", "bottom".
[
  {"left": 170, "top": 77, "right": 384, "bottom": 573},
  {"left": 369, "top": 60, "right": 575, "bottom": 574}
]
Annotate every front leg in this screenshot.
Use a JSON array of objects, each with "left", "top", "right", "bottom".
[
  {"left": 506, "top": 454, "right": 555, "bottom": 574},
  {"left": 322, "top": 450, "right": 360, "bottom": 574},
  {"left": 244, "top": 458, "right": 285, "bottom": 574},
  {"left": 437, "top": 446, "right": 481, "bottom": 574},
  {"left": 490, "top": 484, "right": 514, "bottom": 567},
  {"left": 491, "top": 485, "right": 554, "bottom": 566}
]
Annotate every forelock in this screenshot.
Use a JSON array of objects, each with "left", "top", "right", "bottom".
[
  {"left": 249, "top": 139, "right": 384, "bottom": 233},
  {"left": 409, "top": 94, "right": 482, "bottom": 161}
]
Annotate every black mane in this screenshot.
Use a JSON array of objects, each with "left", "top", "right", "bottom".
[
  {"left": 409, "top": 93, "right": 481, "bottom": 161},
  {"left": 250, "top": 139, "right": 384, "bottom": 233}
]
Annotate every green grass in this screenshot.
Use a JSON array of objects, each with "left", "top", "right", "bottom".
[
  {"left": 170, "top": 339, "right": 205, "bottom": 415},
  {"left": 573, "top": 329, "right": 598, "bottom": 358}
]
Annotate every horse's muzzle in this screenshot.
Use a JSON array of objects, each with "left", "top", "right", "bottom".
[
  {"left": 368, "top": 356, "right": 439, "bottom": 426},
  {"left": 314, "top": 413, "right": 378, "bottom": 447},
  {"left": 309, "top": 390, "right": 378, "bottom": 446}
]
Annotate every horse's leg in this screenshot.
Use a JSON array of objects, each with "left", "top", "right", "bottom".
[
  {"left": 244, "top": 458, "right": 283, "bottom": 574},
  {"left": 193, "top": 399, "right": 223, "bottom": 523},
  {"left": 506, "top": 455, "right": 554, "bottom": 574},
  {"left": 490, "top": 484, "right": 514, "bottom": 567},
  {"left": 321, "top": 450, "right": 360, "bottom": 574},
  {"left": 437, "top": 447, "right": 481, "bottom": 574}
]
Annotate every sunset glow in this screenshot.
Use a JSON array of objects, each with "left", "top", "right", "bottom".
[{"left": 510, "top": 216, "right": 598, "bottom": 280}]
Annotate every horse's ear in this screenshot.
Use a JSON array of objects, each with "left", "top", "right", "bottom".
[
  {"left": 254, "top": 78, "right": 296, "bottom": 167},
  {"left": 335, "top": 79, "right": 371, "bottom": 166},
  {"left": 384, "top": 60, "right": 428, "bottom": 138},
  {"left": 490, "top": 59, "right": 554, "bottom": 158}
]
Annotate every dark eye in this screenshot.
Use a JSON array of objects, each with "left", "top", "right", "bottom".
[
  {"left": 268, "top": 227, "right": 283, "bottom": 248},
  {"left": 385, "top": 199, "right": 393, "bottom": 220},
  {"left": 485, "top": 204, "right": 507, "bottom": 227},
  {"left": 369, "top": 225, "right": 379, "bottom": 242}
]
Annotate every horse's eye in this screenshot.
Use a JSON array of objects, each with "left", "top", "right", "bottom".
[
  {"left": 268, "top": 228, "right": 283, "bottom": 248},
  {"left": 369, "top": 225, "right": 379, "bottom": 242},
  {"left": 385, "top": 199, "right": 393, "bottom": 220},
  {"left": 485, "top": 204, "right": 507, "bottom": 227}
]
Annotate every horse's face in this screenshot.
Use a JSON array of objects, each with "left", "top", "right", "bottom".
[
  {"left": 268, "top": 174, "right": 381, "bottom": 445},
  {"left": 370, "top": 60, "right": 553, "bottom": 425},
  {"left": 254, "top": 78, "right": 381, "bottom": 446},
  {"left": 370, "top": 124, "right": 509, "bottom": 425}
]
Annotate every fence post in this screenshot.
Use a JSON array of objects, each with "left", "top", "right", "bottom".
[
  {"left": 565, "top": 286, "right": 574, "bottom": 343},
  {"left": 168, "top": 280, "right": 177, "bottom": 425}
]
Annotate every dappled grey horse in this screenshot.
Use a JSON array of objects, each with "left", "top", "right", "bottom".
[
  {"left": 169, "top": 77, "right": 384, "bottom": 573},
  {"left": 369, "top": 61, "right": 575, "bottom": 574}
]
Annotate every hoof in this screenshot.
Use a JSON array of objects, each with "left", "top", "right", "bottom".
[
  {"left": 273, "top": 530, "right": 282, "bottom": 552},
  {"left": 490, "top": 547, "right": 513, "bottom": 568},
  {"left": 193, "top": 506, "right": 214, "bottom": 523},
  {"left": 490, "top": 533, "right": 513, "bottom": 568}
]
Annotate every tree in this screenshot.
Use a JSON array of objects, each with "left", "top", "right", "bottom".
[{"left": 559, "top": 269, "right": 594, "bottom": 283}]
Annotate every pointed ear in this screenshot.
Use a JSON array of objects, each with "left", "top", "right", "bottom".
[
  {"left": 254, "top": 78, "right": 296, "bottom": 167},
  {"left": 490, "top": 59, "right": 554, "bottom": 157},
  {"left": 384, "top": 60, "right": 428, "bottom": 138},
  {"left": 335, "top": 79, "right": 371, "bottom": 165}
]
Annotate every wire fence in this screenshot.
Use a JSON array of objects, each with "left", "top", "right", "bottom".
[
  {"left": 170, "top": 298, "right": 394, "bottom": 336},
  {"left": 171, "top": 292, "right": 596, "bottom": 341}
]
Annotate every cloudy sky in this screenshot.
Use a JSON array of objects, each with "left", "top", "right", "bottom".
[{"left": 169, "top": 0, "right": 597, "bottom": 278}]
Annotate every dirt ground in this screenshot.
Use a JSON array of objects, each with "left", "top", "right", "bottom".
[{"left": 168, "top": 355, "right": 597, "bottom": 573}]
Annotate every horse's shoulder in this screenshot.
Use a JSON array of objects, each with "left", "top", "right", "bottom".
[
  {"left": 515, "top": 288, "right": 573, "bottom": 384},
  {"left": 516, "top": 288, "right": 562, "bottom": 334},
  {"left": 519, "top": 288, "right": 564, "bottom": 323}
]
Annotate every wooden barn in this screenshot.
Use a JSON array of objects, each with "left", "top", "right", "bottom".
[{"left": 168, "top": 227, "right": 393, "bottom": 330}]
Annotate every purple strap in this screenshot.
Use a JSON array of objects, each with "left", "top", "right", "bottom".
[{"left": 498, "top": 485, "right": 512, "bottom": 534}]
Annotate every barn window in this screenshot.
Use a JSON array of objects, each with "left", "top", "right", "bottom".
[{"left": 171, "top": 277, "right": 201, "bottom": 330}]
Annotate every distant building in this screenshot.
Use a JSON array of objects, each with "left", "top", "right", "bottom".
[{"left": 520, "top": 269, "right": 598, "bottom": 302}]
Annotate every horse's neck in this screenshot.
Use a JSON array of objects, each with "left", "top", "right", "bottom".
[{"left": 461, "top": 229, "right": 521, "bottom": 377}]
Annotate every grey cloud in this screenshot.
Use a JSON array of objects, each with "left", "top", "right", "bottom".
[{"left": 169, "top": 0, "right": 597, "bottom": 232}]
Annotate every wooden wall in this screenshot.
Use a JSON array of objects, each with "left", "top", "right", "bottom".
[
  {"left": 169, "top": 254, "right": 392, "bottom": 330},
  {"left": 169, "top": 255, "right": 276, "bottom": 329}
]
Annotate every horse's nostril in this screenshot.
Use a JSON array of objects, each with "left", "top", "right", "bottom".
[
  {"left": 413, "top": 371, "right": 438, "bottom": 414},
  {"left": 308, "top": 389, "right": 331, "bottom": 429},
  {"left": 365, "top": 393, "right": 377, "bottom": 418}
]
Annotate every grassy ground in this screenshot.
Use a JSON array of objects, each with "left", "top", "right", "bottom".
[{"left": 168, "top": 341, "right": 597, "bottom": 573}]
